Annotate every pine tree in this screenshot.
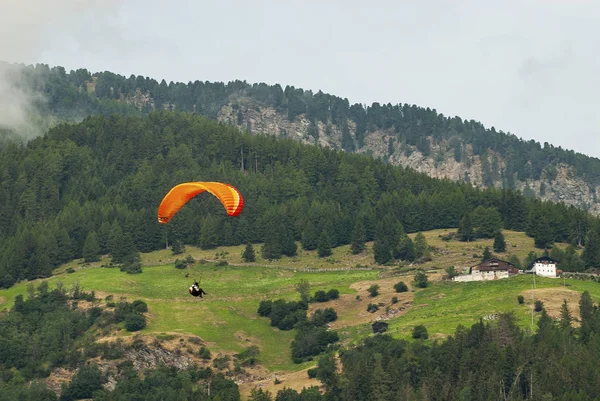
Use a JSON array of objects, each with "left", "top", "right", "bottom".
[
  {"left": 373, "top": 240, "right": 392, "bottom": 265},
  {"left": 458, "top": 213, "right": 474, "bottom": 241},
  {"left": 482, "top": 246, "right": 492, "bottom": 261},
  {"left": 280, "top": 225, "right": 298, "bottom": 257},
  {"left": 493, "top": 230, "right": 506, "bottom": 253},
  {"left": 395, "top": 233, "right": 416, "bottom": 262},
  {"left": 171, "top": 239, "right": 185, "bottom": 255},
  {"left": 242, "top": 242, "right": 256, "bottom": 263},
  {"left": 559, "top": 299, "right": 572, "bottom": 330},
  {"left": 414, "top": 232, "right": 430, "bottom": 259},
  {"left": 317, "top": 231, "right": 332, "bottom": 258},
  {"left": 301, "top": 219, "right": 319, "bottom": 250},
  {"left": 199, "top": 215, "right": 220, "bottom": 250},
  {"left": 373, "top": 214, "right": 399, "bottom": 265},
  {"left": 82, "top": 231, "right": 101, "bottom": 262},
  {"left": 350, "top": 220, "right": 366, "bottom": 255},
  {"left": 582, "top": 230, "right": 600, "bottom": 267}
]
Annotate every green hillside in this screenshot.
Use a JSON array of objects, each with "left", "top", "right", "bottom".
[
  {"left": 1, "top": 229, "right": 596, "bottom": 372},
  {"left": 1, "top": 111, "right": 598, "bottom": 291}
]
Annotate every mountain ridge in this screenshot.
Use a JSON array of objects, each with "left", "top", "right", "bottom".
[{"left": 3, "top": 62, "right": 600, "bottom": 213}]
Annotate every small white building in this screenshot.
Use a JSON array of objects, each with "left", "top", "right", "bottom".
[{"left": 528, "top": 256, "right": 560, "bottom": 278}]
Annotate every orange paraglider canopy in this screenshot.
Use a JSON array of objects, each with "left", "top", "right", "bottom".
[{"left": 157, "top": 181, "right": 244, "bottom": 224}]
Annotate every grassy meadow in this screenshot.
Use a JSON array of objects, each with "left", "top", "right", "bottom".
[{"left": 1, "top": 228, "right": 596, "bottom": 378}]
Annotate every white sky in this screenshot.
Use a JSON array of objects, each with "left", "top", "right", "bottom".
[{"left": 2, "top": 0, "right": 599, "bottom": 157}]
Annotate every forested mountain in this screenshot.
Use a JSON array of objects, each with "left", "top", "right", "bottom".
[
  {"left": 1, "top": 110, "right": 599, "bottom": 289},
  {"left": 3, "top": 62, "right": 600, "bottom": 214}
]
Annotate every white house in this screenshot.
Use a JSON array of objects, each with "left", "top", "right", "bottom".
[{"left": 528, "top": 256, "right": 560, "bottom": 278}]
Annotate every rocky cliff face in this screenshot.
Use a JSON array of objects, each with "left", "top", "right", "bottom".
[
  {"left": 216, "top": 98, "right": 600, "bottom": 215},
  {"left": 115, "top": 91, "right": 599, "bottom": 214}
]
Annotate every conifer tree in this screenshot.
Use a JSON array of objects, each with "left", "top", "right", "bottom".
[
  {"left": 582, "top": 230, "right": 600, "bottom": 267},
  {"left": 317, "top": 231, "right": 332, "bottom": 258},
  {"left": 350, "top": 220, "right": 366, "bottom": 255},
  {"left": 458, "top": 213, "right": 474, "bottom": 241},
  {"left": 242, "top": 242, "right": 256, "bottom": 263},
  {"left": 414, "top": 232, "right": 430, "bottom": 259},
  {"left": 82, "top": 231, "right": 101, "bottom": 262},
  {"left": 493, "top": 230, "right": 506, "bottom": 253},
  {"left": 482, "top": 246, "right": 492, "bottom": 261},
  {"left": 559, "top": 299, "right": 572, "bottom": 331}
]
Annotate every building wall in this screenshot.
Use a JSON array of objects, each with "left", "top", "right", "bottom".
[
  {"left": 534, "top": 262, "right": 556, "bottom": 277},
  {"left": 453, "top": 270, "right": 509, "bottom": 282}
]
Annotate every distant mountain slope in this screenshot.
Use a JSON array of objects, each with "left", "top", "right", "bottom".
[{"left": 2, "top": 61, "right": 600, "bottom": 213}]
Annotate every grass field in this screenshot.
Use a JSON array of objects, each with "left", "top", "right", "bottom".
[
  {"left": 0, "top": 228, "right": 596, "bottom": 383},
  {"left": 0, "top": 262, "right": 378, "bottom": 371}
]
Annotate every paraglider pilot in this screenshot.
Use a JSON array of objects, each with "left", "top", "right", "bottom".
[{"left": 189, "top": 281, "right": 207, "bottom": 298}]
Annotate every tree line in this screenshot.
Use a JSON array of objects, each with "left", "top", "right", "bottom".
[{"left": 1, "top": 111, "right": 600, "bottom": 288}]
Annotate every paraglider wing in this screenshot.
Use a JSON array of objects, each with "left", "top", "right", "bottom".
[{"left": 157, "top": 181, "right": 244, "bottom": 224}]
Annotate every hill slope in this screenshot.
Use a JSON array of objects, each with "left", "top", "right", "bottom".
[
  {"left": 1, "top": 110, "right": 598, "bottom": 289},
  {"left": 3, "top": 62, "right": 600, "bottom": 213},
  {"left": 1, "top": 229, "right": 600, "bottom": 399}
]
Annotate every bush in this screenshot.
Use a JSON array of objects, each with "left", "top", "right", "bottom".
[
  {"left": 412, "top": 324, "right": 428, "bottom": 339},
  {"left": 311, "top": 308, "right": 338, "bottom": 326},
  {"left": 326, "top": 289, "right": 340, "bottom": 300},
  {"left": 517, "top": 295, "right": 525, "bottom": 304},
  {"left": 368, "top": 285, "right": 380, "bottom": 297},
  {"left": 313, "top": 290, "right": 329, "bottom": 302},
  {"left": 367, "top": 303, "right": 379, "bottom": 313},
  {"left": 175, "top": 259, "right": 187, "bottom": 269},
  {"left": 413, "top": 270, "right": 429, "bottom": 288},
  {"left": 394, "top": 281, "right": 408, "bottom": 293},
  {"left": 124, "top": 313, "right": 147, "bottom": 332},
  {"left": 372, "top": 321, "right": 389, "bottom": 334},
  {"left": 257, "top": 300, "right": 272, "bottom": 317},
  {"left": 392, "top": 296, "right": 398, "bottom": 304},
  {"left": 132, "top": 300, "right": 148, "bottom": 313},
  {"left": 198, "top": 346, "right": 212, "bottom": 360}
]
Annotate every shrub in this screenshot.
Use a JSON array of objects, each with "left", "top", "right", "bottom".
[
  {"left": 198, "top": 346, "right": 212, "bottom": 360},
  {"left": 367, "top": 303, "right": 379, "bottom": 313},
  {"left": 124, "top": 313, "right": 146, "bottom": 332},
  {"left": 368, "top": 285, "right": 380, "bottom": 297},
  {"left": 517, "top": 295, "right": 525, "bottom": 304},
  {"left": 372, "top": 321, "right": 389, "bottom": 334},
  {"left": 412, "top": 325, "right": 428, "bottom": 339},
  {"left": 132, "top": 300, "right": 148, "bottom": 313},
  {"left": 394, "top": 281, "right": 408, "bottom": 293},
  {"left": 413, "top": 270, "right": 429, "bottom": 288},
  {"left": 313, "top": 290, "right": 329, "bottom": 302}
]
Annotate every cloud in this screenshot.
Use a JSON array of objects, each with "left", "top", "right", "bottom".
[
  {"left": 0, "top": 0, "right": 124, "bottom": 140},
  {"left": 0, "top": 63, "right": 47, "bottom": 139}
]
